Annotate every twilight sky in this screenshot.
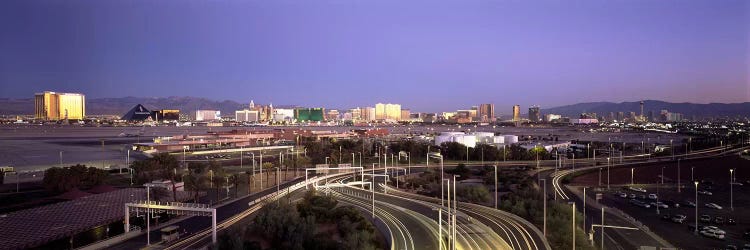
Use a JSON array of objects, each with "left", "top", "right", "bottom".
[{"left": 0, "top": 0, "right": 748, "bottom": 112}]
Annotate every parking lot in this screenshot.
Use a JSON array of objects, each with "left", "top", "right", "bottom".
[{"left": 572, "top": 156, "right": 750, "bottom": 249}]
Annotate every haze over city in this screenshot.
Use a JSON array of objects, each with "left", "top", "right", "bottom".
[
  {"left": 2, "top": 1, "right": 750, "bottom": 250},
  {"left": 1, "top": 0, "right": 749, "bottom": 112}
]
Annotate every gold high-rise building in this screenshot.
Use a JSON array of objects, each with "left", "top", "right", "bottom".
[
  {"left": 375, "top": 103, "right": 402, "bottom": 121},
  {"left": 34, "top": 91, "right": 86, "bottom": 120},
  {"left": 512, "top": 105, "right": 521, "bottom": 121}
]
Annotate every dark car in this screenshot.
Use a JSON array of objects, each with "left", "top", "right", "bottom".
[
  {"left": 700, "top": 214, "right": 711, "bottom": 223},
  {"left": 715, "top": 216, "right": 725, "bottom": 224},
  {"left": 744, "top": 229, "right": 750, "bottom": 239},
  {"left": 728, "top": 218, "right": 737, "bottom": 225},
  {"left": 661, "top": 214, "right": 671, "bottom": 221},
  {"left": 664, "top": 200, "right": 680, "bottom": 208}
]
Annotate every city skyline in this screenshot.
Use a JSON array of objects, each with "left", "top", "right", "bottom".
[{"left": 1, "top": 0, "right": 748, "bottom": 112}]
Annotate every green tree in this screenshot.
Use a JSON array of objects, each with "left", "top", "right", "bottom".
[{"left": 457, "top": 184, "right": 491, "bottom": 203}]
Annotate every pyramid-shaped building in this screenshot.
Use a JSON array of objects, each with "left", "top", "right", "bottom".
[{"left": 121, "top": 104, "right": 153, "bottom": 121}]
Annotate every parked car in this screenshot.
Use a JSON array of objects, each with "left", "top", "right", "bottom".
[
  {"left": 731, "top": 182, "right": 744, "bottom": 186},
  {"left": 648, "top": 194, "right": 658, "bottom": 200},
  {"left": 650, "top": 202, "right": 669, "bottom": 209},
  {"left": 664, "top": 200, "right": 680, "bottom": 208},
  {"left": 683, "top": 200, "right": 697, "bottom": 207},
  {"left": 616, "top": 192, "right": 628, "bottom": 198},
  {"left": 706, "top": 203, "right": 723, "bottom": 210},
  {"left": 661, "top": 214, "right": 671, "bottom": 221},
  {"left": 629, "top": 186, "right": 647, "bottom": 193},
  {"left": 727, "top": 245, "right": 738, "bottom": 250},
  {"left": 700, "top": 230, "right": 725, "bottom": 239},
  {"left": 705, "top": 226, "right": 726, "bottom": 235},
  {"left": 701, "top": 215, "right": 712, "bottom": 223},
  {"left": 698, "top": 190, "right": 713, "bottom": 195},
  {"left": 672, "top": 214, "right": 687, "bottom": 224},
  {"left": 629, "top": 193, "right": 637, "bottom": 199},
  {"left": 630, "top": 199, "right": 651, "bottom": 208},
  {"left": 727, "top": 218, "right": 736, "bottom": 225},
  {"left": 741, "top": 243, "right": 750, "bottom": 250},
  {"left": 744, "top": 229, "right": 750, "bottom": 239},
  {"left": 715, "top": 216, "right": 725, "bottom": 224}
]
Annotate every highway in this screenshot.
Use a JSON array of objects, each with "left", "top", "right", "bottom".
[{"left": 322, "top": 174, "right": 510, "bottom": 250}]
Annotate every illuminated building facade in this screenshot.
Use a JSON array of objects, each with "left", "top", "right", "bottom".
[
  {"left": 375, "top": 103, "right": 401, "bottom": 121},
  {"left": 34, "top": 91, "right": 86, "bottom": 120},
  {"left": 478, "top": 103, "right": 495, "bottom": 122},
  {"left": 512, "top": 105, "right": 520, "bottom": 121}
]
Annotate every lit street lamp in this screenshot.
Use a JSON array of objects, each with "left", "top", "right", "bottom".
[{"left": 607, "top": 157, "right": 610, "bottom": 190}]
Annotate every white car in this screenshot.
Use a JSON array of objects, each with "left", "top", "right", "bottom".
[
  {"left": 618, "top": 192, "right": 628, "bottom": 198},
  {"left": 648, "top": 194, "right": 658, "bottom": 200},
  {"left": 697, "top": 190, "right": 713, "bottom": 196},
  {"left": 705, "top": 203, "right": 723, "bottom": 210},
  {"left": 629, "top": 187, "right": 647, "bottom": 193},
  {"left": 650, "top": 202, "right": 669, "bottom": 209},
  {"left": 704, "top": 226, "right": 726, "bottom": 235},
  {"left": 700, "top": 230, "right": 725, "bottom": 239}
]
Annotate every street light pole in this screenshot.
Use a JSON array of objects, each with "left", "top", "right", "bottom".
[
  {"left": 494, "top": 165, "right": 498, "bottom": 209},
  {"left": 541, "top": 179, "right": 547, "bottom": 237},
  {"left": 452, "top": 175, "right": 459, "bottom": 250},
  {"left": 694, "top": 181, "right": 699, "bottom": 235},
  {"left": 730, "top": 169, "right": 734, "bottom": 211},
  {"left": 631, "top": 168, "right": 634, "bottom": 186},
  {"left": 607, "top": 157, "right": 610, "bottom": 190},
  {"left": 572, "top": 202, "right": 576, "bottom": 250},
  {"left": 677, "top": 159, "right": 681, "bottom": 193},
  {"left": 583, "top": 187, "right": 587, "bottom": 232}
]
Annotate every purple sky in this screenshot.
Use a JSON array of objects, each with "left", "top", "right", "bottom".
[{"left": 0, "top": 0, "right": 748, "bottom": 112}]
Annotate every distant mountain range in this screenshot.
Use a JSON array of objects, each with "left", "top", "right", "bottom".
[
  {"left": 1, "top": 97, "right": 749, "bottom": 119},
  {"left": 541, "top": 100, "right": 750, "bottom": 119}
]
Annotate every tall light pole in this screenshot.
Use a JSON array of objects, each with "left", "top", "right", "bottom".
[
  {"left": 661, "top": 167, "right": 665, "bottom": 185},
  {"left": 325, "top": 157, "right": 330, "bottom": 165},
  {"left": 494, "top": 165, "right": 498, "bottom": 209},
  {"left": 251, "top": 153, "right": 255, "bottom": 177},
  {"left": 260, "top": 152, "right": 263, "bottom": 188},
  {"left": 694, "top": 181, "right": 699, "bottom": 235},
  {"left": 583, "top": 187, "right": 587, "bottom": 232},
  {"left": 670, "top": 139, "right": 674, "bottom": 160},
  {"left": 452, "top": 175, "right": 459, "bottom": 250},
  {"left": 572, "top": 202, "right": 576, "bottom": 250},
  {"left": 730, "top": 169, "right": 734, "bottom": 211},
  {"left": 541, "top": 179, "right": 547, "bottom": 237},
  {"left": 598, "top": 168, "right": 602, "bottom": 187},
  {"left": 339, "top": 145, "right": 342, "bottom": 163},
  {"left": 127, "top": 149, "right": 132, "bottom": 185},
  {"left": 607, "top": 157, "right": 610, "bottom": 190},
  {"left": 677, "top": 159, "right": 681, "bottom": 193},
  {"left": 631, "top": 168, "right": 634, "bottom": 186},
  {"left": 600, "top": 206, "right": 604, "bottom": 250},
  {"left": 239, "top": 146, "right": 243, "bottom": 169},
  {"left": 691, "top": 167, "right": 694, "bottom": 182},
  {"left": 407, "top": 152, "right": 411, "bottom": 175}
]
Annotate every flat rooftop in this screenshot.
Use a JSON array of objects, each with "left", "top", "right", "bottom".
[{"left": 0, "top": 188, "right": 191, "bottom": 249}]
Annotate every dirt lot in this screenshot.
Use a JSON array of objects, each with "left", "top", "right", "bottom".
[{"left": 572, "top": 156, "right": 750, "bottom": 249}]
